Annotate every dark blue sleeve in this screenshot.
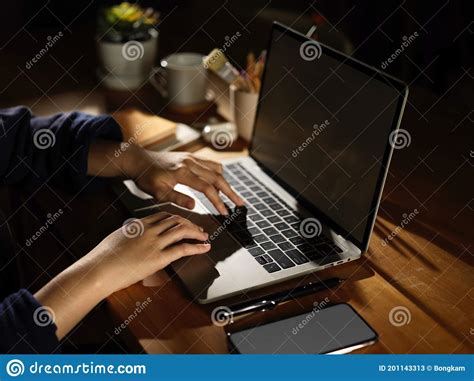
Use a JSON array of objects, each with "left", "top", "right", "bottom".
[
  {"left": 0, "top": 289, "right": 59, "bottom": 353},
  {"left": 0, "top": 106, "right": 123, "bottom": 189}
]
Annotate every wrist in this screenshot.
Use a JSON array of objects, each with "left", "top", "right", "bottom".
[{"left": 120, "top": 144, "right": 149, "bottom": 180}]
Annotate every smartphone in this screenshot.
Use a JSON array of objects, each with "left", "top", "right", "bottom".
[{"left": 228, "top": 303, "right": 378, "bottom": 354}]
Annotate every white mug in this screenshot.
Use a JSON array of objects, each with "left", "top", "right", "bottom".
[{"left": 150, "top": 52, "right": 207, "bottom": 108}]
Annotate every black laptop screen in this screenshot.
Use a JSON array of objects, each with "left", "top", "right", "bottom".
[{"left": 250, "top": 27, "right": 404, "bottom": 247}]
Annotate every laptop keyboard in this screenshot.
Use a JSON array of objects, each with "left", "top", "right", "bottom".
[{"left": 193, "top": 163, "right": 344, "bottom": 273}]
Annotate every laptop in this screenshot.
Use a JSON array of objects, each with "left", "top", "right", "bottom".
[{"left": 123, "top": 22, "right": 408, "bottom": 303}]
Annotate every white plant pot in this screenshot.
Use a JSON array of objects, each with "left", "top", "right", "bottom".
[{"left": 97, "top": 29, "right": 158, "bottom": 90}]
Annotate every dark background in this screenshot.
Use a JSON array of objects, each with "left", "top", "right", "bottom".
[{"left": 0, "top": 0, "right": 472, "bottom": 103}]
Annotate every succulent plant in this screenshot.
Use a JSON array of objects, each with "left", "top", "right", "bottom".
[{"left": 98, "top": 2, "right": 159, "bottom": 43}]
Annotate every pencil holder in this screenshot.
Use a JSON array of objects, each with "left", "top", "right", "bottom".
[{"left": 230, "top": 84, "right": 259, "bottom": 142}]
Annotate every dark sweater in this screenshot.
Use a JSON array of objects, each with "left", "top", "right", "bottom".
[{"left": 0, "top": 106, "right": 122, "bottom": 353}]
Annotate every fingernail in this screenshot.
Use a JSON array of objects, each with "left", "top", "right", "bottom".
[{"left": 199, "top": 226, "right": 204, "bottom": 232}]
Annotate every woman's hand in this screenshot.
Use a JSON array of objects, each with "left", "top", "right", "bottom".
[
  {"left": 124, "top": 149, "right": 244, "bottom": 215},
  {"left": 35, "top": 212, "right": 210, "bottom": 340},
  {"left": 89, "top": 211, "right": 210, "bottom": 294},
  {"left": 88, "top": 141, "right": 244, "bottom": 215}
]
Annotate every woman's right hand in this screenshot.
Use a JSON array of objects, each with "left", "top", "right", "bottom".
[
  {"left": 89, "top": 212, "right": 211, "bottom": 296},
  {"left": 36, "top": 211, "right": 209, "bottom": 340}
]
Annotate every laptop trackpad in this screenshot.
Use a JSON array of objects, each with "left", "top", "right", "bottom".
[{"left": 139, "top": 203, "right": 243, "bottom": 295}]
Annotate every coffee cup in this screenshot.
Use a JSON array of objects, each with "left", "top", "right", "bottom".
[{"left": 150, "top": 52, "right": 208, "bottom": 110}]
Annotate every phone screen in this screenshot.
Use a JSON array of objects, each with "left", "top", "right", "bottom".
[{"left": 228, "top": 303, "right": 377, "bottom": 354}]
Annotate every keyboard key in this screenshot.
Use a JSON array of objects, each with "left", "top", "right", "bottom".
[
  {"left": 261, "top": 241, "right": 277, "bottom": 250},
  {"left": 247, "top": 227, "right": 261, "bottom": 236},
  {"left": 250, "top": 186, "right": 262, "bottom": 192},
  {"left": 268, "top": 203, "right": 283, "bottom": 210},
  {"left": 269, "top": 234, "right": 286, "bottom": 243},
  {"left": 306, "top": 250, "right": 324, "bottom": 259},
  {"left": 246, "top": 207, "right": 257, "bottom": 215},
  {"left": 249, "top": 214, "right": 264, "bottom": 222},
  {"left": 262, "top": 254, "right": 273, "bottom": 263},
  {"left": 263, "top": 262, "right": 281, "bottom": 273},
  {"left": 332, "top": 245, "right": 344, "bottom": 253},
  {"left": 253, "top": 234, "right": 269, "bottom": 243},
  {"left": 267, "top": 216, "right": 282, "bottom": 224},
  {"left": 278, "top": 242, "right": 294, "bottom": 251},
  {"left": 244, "top": 240, "right": 258, "bottom": 248},
  {"left": 261, "top": 209, "right": 275, "bottom": 217},
  {"left": 262, "top": 197, "right": 276, "bottom": 204},
  {"left": 276, "top": 209, "right": 291, "bottom": 217},
  {"left": 256, "top": 191, "right": 269, "bottom": 198},
  {"left": 263, "top": 227, "right": 278, "bottom": 236},
  {"left": 282, "top": 229, "right": 298, "bottom": 238},
  {"left": 286, "top": 249, "right": 309, "bottom": 265},
  {"left": 289, "top": 236, "right": 305, "bottom": 245},
  {"left": 247, "top": 197, "right": 260, "bottom": 204},
  {"left": 274, "top": 222, "right": 289, "bottom": 230},
  {"left": 248, "top": 247, "right": 264, "bottom": 257},
  {"left": 255, "top": 255, "right": 269, "bottom": 265},
  {"left": 297, "top": 243, "right": 313, "bottom": 253},
  {"left": 284, "top": 216, "right": 299, "bottom": 223},
  {"left": 267, "top": 249, "right": 295, "bottom": 269},
  {"left": 256, "top": 220, "right": 271, "bottom": 228},
  {"left": 254, "top": 203, "right": 266, "bottom": 211},
  {"left": 234, "top": 186, "right": 245, "bottom": 192},
  {"left": 243, "top": 180, "right": 254, "bottom": 186},
  {"left": 241, "top": 191, "right": 252, "bottom": 198}
]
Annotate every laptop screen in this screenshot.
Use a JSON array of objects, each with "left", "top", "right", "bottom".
[{"left": 250, "top": 25, "right": 405, "bottom": 248}]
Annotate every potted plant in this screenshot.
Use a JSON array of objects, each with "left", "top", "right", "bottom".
[{"left": 96, "top": 2, "right": 160, "bottom": 90}]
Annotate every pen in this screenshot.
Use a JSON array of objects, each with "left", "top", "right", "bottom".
[{"left": 225, "top": 277, "right": 343, "bottom": 318}]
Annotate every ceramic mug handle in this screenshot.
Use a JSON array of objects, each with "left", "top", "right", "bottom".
[{"left": 149, "top": 66, "right": 168, "bottom": 98}]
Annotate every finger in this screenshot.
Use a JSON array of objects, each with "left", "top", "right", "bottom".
[
  {"left": 154, "top": 214, "right": 204, "bottom": 235},
  {"left": 176, "top": 169, "right": 228, "bottom": 215},
  {"left": 142, "top": 212, "right": 172, "bottom": 225},
  {"left": 187, "top": 160, "right": 244, "bottom": 206},
  {"left": 160, "top": 188, "right": 195, "bottom": 210},
  {"left": 162, "top": 242, "right": 211, "bottom": 262},
  {"left": 194, "top": 157, "right": 224, "bottom": 174},
  {"left": 158, "top": 223, "right": 209, "bottom": 249}
]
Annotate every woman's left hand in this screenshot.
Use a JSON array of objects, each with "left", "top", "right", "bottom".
[{"left": 124, "top": 148, "right": 244, "bottom": 215}]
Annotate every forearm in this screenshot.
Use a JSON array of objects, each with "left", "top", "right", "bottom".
[
  {"left": 87, "top": 139, "right": 128, "bottom": 177},
  {"left": 34, "top": 253, "right": 111, "bottom": 340}
]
